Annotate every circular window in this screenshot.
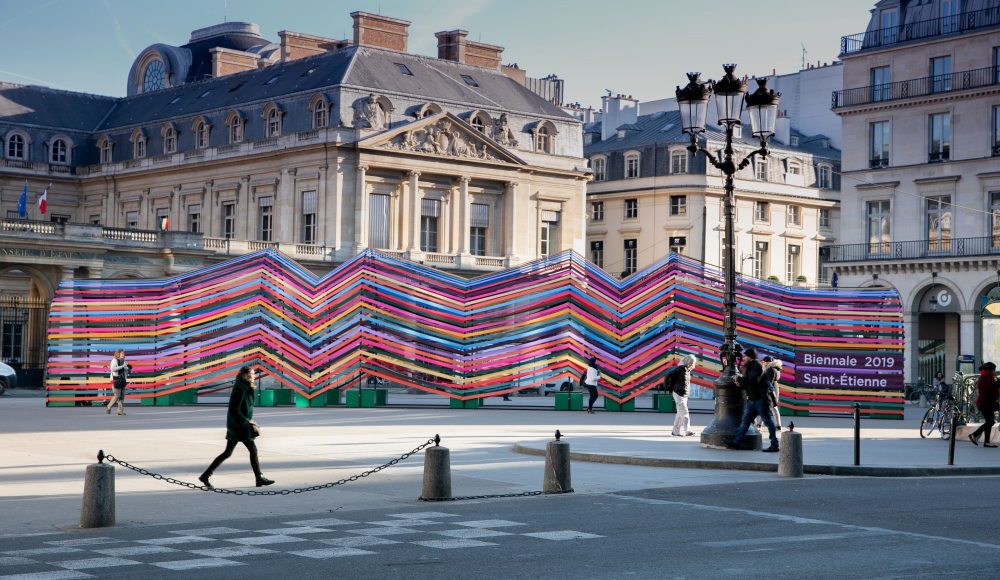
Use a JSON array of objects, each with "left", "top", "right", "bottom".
[{"left": 143, "top": 60, "right": 165, "bottom": 92}]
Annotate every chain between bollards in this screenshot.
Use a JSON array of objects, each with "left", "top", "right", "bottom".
[
  {"left": 948, "top": 409, "right": 958, "bottom": 465},
  {"left": 853, "top": 402, "right": 861, "bottom": 466}
]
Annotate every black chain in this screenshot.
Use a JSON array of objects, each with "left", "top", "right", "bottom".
[
  {"left": 419, "top": 489, "right": 574, "bottom": 502},
  {"left": 105, "top": 437, "right": 436, "bottom": 496}
]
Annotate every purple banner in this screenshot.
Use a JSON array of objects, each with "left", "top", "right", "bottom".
[
  {"left": 796, "top": 369, "right": 904, "bottom": 391},
  {"left": 794, "top": 350, "right": 903, "bottom": 372}
]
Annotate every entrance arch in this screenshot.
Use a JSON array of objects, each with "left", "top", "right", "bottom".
[
  {"left": 0, "top": 264, "right": 56, "bottom": 387},
  {"left": 911, "top": 280, "right": 963, "bottom": 387}
]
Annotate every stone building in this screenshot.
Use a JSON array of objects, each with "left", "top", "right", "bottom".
[
  {"left": 584, "top": 95, "right": 840, "bottom": 283},
  {"left": 0, "top": 13, "right": 589, "bottom": 384},
  {"left": 824, "top": 0, "right": 1000, "bottom": 383}
]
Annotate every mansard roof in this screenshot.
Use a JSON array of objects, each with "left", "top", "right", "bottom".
[{"left": 0, "top": 81, "right": 117, "bottom": 133}]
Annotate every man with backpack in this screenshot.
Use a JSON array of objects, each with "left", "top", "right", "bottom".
[
  {"left": 724, "top": 347, "right": 779, "bottom": 452},
  {"left": 664, "top": 355, "right": 697, "bottom": 436}
]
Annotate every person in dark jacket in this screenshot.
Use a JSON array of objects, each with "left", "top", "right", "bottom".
[
  {"left": 754, "top": 356, "right": 782, "bottom": 432},
  {"left": 724, "top": 348, "right": 779, "bottom": 452},
  {"left": 199, "top": 366, "right": 274, "bottom": 488},
  {"left": 970, "top": 362, "right": 999, "bottom": 447}
]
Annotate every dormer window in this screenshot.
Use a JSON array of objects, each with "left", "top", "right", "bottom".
[
  {"left": 51, "top": 139, "right": 68, "bottom": 163},
  {"left": 230, "top": 118, "right": 243, "bottom": 143},
  {"left": 164, "top": 128, "right": 176, "bottom": 153},
  {"left": 592, "top": 156, "right": 606, "bottom": 181},
  {"left": 314, "top": 101, "right": 327, "bottom": 128},
  {"left": 618, "top": 129, "right": 626, "bottom": 139},
  {"left": 471, "top": 116, "right": 485, "bottom": 132},
  {"left": 268, "top": 109, "right": 280, "bottom": 137},
  {"left": 135, "top": 139, "right": 145, "bottom": 159},
  {"left": 130, "top": 128, "right": 148, "bottom": 159},
  {"left": 7, "top": 134, "right": 25, "bottom": 159},
  {"left": 143, "top": 60, "right": 165, "bottom": 92},
  {"left": 101, "top": 140, "right": 112, "bottom": 163},
  {"left": 461, "top": 75, "right": 478, "bottom": 87},
  {"left": 396, "top": 64, "right": 413, "bottom": 75},
  {"left": 790, "top": 135, "right": 800, "bottom": 146},
  {"left": 536, "top": 127, "right": 550, "bottom": 153},
  {"left": 196, "top": 122, "right": 208, "bottom": 149},
  {"left": 624, "top": 152, "right": 640, "bottom": 179}
]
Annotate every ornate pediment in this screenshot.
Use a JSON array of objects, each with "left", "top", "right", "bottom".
[{"left": 358, "top": 112, "right": 525, "bottom": 165}]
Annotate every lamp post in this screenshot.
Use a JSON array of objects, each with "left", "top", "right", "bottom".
[{"left": 676, "top": 64, "right": 780, "bottom": 450}]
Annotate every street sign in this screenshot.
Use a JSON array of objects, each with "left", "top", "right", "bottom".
[
  {"left": 794, "top": 350, "right": 903, "bottom": 372},
  {"left": 796, "top": 369, "right": 904, "bottom": 390}
]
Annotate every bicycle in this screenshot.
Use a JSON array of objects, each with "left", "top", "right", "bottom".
[{"left": 919, "top": 385, "right": 959, "bottom": 440}]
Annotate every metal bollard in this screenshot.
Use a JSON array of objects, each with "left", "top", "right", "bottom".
[
  {"left": 853, "top": 403, "right": 861, "bottom": 466},
  {"left": 778, "top": 423, "right": 803, "bottom": 478},
  {"left": 420, "top": 435, "right": 452, "bottom": 500},
  {"left": 544, "top": 430, "right": 572, "bottom": 492},
  {"left": 80, "top": 450, "right": 115, "bottom": 528},
  {"left": 948, "top": 411, "right": 958, "bottom": 466}
]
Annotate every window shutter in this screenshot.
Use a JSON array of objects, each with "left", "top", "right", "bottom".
[
  {"left": 471, "top": 203, "right": 489, "bottom": 228},
  {"left": 302, "top": 191, "right": 317, "bottom": 214},
  {"left": 421, "top": 198, "right": 441, "bottom": 217}
]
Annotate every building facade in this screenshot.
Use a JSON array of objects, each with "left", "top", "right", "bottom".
[
  {"left": 825, "top": 0, "right": 1000, "bottom": 384},
  {"left": 584, "top": 95, "right": 840, "bottom": 285},
  {"left": 0, "top": 13, "right": 589, "bottom": 384}
]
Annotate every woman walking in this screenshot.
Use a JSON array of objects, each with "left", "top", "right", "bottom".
[
  {"left": 667, "top": 355, "right": 697, "bottom": 436},
  {"left": 107, "top": 349, "right": 131, "bottom": 416},
  {"left": 970, "top": 362, "right": 999, "bottom": 448},
  {"left": 755, "top": 356, "right": 783, "bottom": 432},
  {"left": 584, "top": 357, "right": 601, "bottom": 414},
  {"left": 199, "top": 366, "right": 274, "bottom": 488}
]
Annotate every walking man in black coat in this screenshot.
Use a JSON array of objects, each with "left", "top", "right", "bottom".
[{"left": 724, "top": 348, "right": 780, "bottom": 452}]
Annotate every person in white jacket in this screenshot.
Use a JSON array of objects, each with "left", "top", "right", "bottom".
[
  {"left": 107, "top": 349, "right": 131, "bottom": 416},
  {"left": 584, "top": 357, "right": 601, "bottom": 414},
  {"left": 667, "top": 355, "right": 697, "bottom": 436}
]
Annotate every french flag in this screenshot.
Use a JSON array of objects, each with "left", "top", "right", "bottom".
[{"left": 38, "top": 184, "right": 49, "bottom": 215}]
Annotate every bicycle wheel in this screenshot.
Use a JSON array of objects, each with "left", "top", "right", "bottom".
[
  {"left": 940, "top": 406, "right": 957, "bottom": 440},
  {"left": 920, "top": 407, "right": 938, "bottom": 438}
]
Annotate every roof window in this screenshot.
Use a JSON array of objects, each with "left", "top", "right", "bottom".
[
  {"left": 265, "top": 76, "right": 280, "bottom": 85},
  {"left": 302, "top": 68, "right": 315, "bottom": 77},
  {"left": 168, "top": 96, "right": 182, "bottom": 105},
  {"left": 395, "top": 64, "right": 413, "bottom": 75},
  {"left": 198, "top": 90, "right": 211, "bottom": 98},
  {"left": 461, "top": 75, "right": 478, "bottom": 87},
  {"left": 230, "top": 83, "right": 245, "bottom": 92}
]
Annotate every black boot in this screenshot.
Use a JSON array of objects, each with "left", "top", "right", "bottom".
[
  {"left": 256, "top": 476, "right": 275, "bottom": 487},
  {"left": 199, "top": 473, "right": 214, "bottom": 489}
]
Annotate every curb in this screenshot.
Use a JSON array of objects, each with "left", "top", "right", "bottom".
[{"left": 511, "top": 443, "right": 1000, "bottom": 478}]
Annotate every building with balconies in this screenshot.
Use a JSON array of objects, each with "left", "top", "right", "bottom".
[
  {"left": 824, "top": 0, "right": 1000, "bottom": 384},
  {"left": 0, "top": 13, "right": 590, "bottom": 385}
]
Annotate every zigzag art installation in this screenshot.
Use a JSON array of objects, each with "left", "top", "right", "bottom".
[{"left": 46, "top": 249, "right": 905, "bottom": 415}]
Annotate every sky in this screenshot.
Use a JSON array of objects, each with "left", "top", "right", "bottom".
[{"left": 0, "top": 0, "right": 877, "bottom": 108}]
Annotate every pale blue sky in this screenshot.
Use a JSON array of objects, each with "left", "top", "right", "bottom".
[{"left": 0, "top": 0, "right": 876, "bottom": 108}]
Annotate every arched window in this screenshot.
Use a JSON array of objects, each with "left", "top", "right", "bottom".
[
  {"left": 7, "top": 134, "right": 25, "bottom": 159},
  {"left": 143, "top": 60, "right": 165, "bottom": 92},
  {"left": 230, "top": 118, "right": 243, "bottom": 143},
  {"left": 51, "top": 139, "right": 68, "bottom": 163},
  {"left": 591, "top": 156, "right": 606, "bottom": 181},
  {"left": 818, "top": 164, "right": 833, "bottom": 189},
  {"left": 536, "top": 127, "right": 550, "bottom": 153},
  {"left": 164, "top": 128, "right": 176, "bottom": 153},
  {"left": 268, "top": 109, "right": 280, "bottom": 137},
  {"left": 196, "top": 122, "right": 208, "bottom": 149},
  {"left": 314, "top": 101, "right": 327, "bottom": 128},
  {"left": 624, "top": 151, "right": 641, "bottom": 179},
  {"left": 101, "top": 141, "right": 111, "bottom": 163},
  {"left": 135, "top": 139, "right": 145, "bottom": 159},
  {"left": 471, "top": 116, "right": 485, "bottom": 133},
  {"left": 130, "top": 128, "right": 147, "bottom": 159}
]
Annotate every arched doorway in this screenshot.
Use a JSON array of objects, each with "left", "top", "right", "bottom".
[
  {"left": 0, "top": 265, "right": 55, "bottom": 387},
  {"left": 913, "top": 282, "right": 962, "bottom": 385}
]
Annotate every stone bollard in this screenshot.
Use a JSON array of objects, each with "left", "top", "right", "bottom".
[
  {"left": 80, "top": 450, "right": 115, "bottom": 528},
  {"left": 777, "top": 426, "right": 803, "bottom": 478},
  {"left": 543, "top": 430, "right": 572, "bottom": 492},
  {"left": 421, "top": 435, "right": 452, "bottom": 500}
]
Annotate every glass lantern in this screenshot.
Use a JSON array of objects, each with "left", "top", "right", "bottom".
[
  {"left": 745, "top": 78, "right": 781, "bottom": 138},
  {"left": 675, "top": 72, "right": 711, "bottom": 134},
  {"left": 710, "top": 64, "right": 747, "bottom": 125}
]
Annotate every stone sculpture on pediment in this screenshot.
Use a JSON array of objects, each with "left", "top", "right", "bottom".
[
  {"left": 381, "top": 118, "right": 500, "bottom": 161},
  {"left": 489, "top": 113, "right": 519, "bottom": 148},
  {"left": 353, "top": 94, "right": 386, "bottom": 131}
]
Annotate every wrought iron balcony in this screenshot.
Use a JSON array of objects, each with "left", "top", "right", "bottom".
[
  {"left": 821, "top": 235, "right": 1000, "bottom": 263},
  {"left": 993, "top": 144, "right": 1000, "bottom": 157},
  {"left": 832, "top": 65, "right": 999, "bottom": 108},
  {"left": 928, "top": 150, "right": 950, "bottom": 163},
  {"left": 840, "top": 7, "right": 1000, "bottom": 55},
  {"left": 869, "top": 157, "right": 890, "bottom": 169}
]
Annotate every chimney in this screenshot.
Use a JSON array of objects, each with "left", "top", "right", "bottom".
[
  {"left": 436, "top": 30, "right": 504, "bottom": 69},
  {"left": 501, "top": 64, "right": 526, "bottom": 86},
  {"left": 351, "top": 12, "right": 410, "bottom": 52},
  {"left": 278, "top": 31, "right": 348, "bottom": 63},
  {"left": 210, "top": 47, "right": 259, "bottom": 78},
  {"left": 775, "top": 116, "right": 791, "bottom": 146},
  {"left": 602, "top": 95, "right": 637, "bottom": 141}
]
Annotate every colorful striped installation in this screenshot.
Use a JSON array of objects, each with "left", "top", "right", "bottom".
[{"left": 46, "top": 249, "right": 904, "bottom": 413}]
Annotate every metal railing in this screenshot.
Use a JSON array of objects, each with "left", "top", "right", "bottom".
[
  {"left": 869, "top": 157, "right": 889, "bottom": 169},
  {"left": 928, "top": 150, "right": 950, "bottom": 163},
  {"left": 833, "top": 65, "right": 999, "bottom": 108},
  {"left": 841, "top": 6, "right": 1000, "bottom": 55},
  {"left": 822, "top": 235, "right": 1000, "bottom": 263}
]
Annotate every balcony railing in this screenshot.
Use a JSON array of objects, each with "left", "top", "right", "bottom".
[
  {"left": 869, "top": 157, "right": 889, "bottom": 169},
  {"left": 833, "top": 65, "right": 999, "bottom": 108},
  {"left": 928, "top": 150, "right": 950, "bottom": 163},
  {"left": 821, "top": 235, "right": 1000, "bottom": 263},
  {"left": 840, "top": 6, "right": 1000, "bottom": 55},
  {"left": 993, "top": 144, "right": 1000, "bottom": 157}
]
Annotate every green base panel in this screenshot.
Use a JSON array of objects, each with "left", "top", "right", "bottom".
[
  {"left": 449, "top": 396, "right": 480, "bottom": 409},
  {"left": 554, "top": 392, "right": 570, "bottom": 411},
  {"left": 326, "top": 388, "right": 342, "bottom": 406},
  {"left": 273, "top": 390, "right": 294, "bottom": 406},
  {"left": 295, "top": 393, "right": 313, "bottom": 407},
  {"left": 155, "top": 394, "right": 172, "bottom": 406},
  {"left": 141, "top": 396, "right": 155, "bottom": 407},
  {"left": 778, "top": 405, "right": 795, "bottom": 416},
  {"left": 569, "top": 392, "right": 584, "bottom": 411},
  {"left": 257, "top": 390, "right": 275, "bottom": 407},
  {"left": 347, "top": 390, "right": 361, "bottom": 407},
  {"left": 653, "top": 393, "right": 676, "bottom": 413},
  {"left": 347, "top": 390, "right": 377, "bottom": 408},
  {"left": 375, "top": 389, "right": 388, "bottom": 406},
  {"left": 47, "top": 391, "right": 76, "bottom": 407},
  {"left": 173, "top": 390, "right": 197, "bottom": 405},
  {"left": 604, "top": 397, "right": 635, "bottom": 412}
]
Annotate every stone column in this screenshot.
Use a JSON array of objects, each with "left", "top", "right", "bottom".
[
  {"left": 353, "top": 163, "right": 369, "bottom": 252},
  {"left": 504, "top": 181, "right": 518, "bottom": 260},
  {"left": 318, "top": 164, "right": 329, "bottom": 247},
  {"left": 399, "top": 179, "right": 410, "bottom": 251},
  {"left": 331, "top": 157, "right": 344, "bottom": 257},
  {"left": 205, "top": 180, "right": 216, "bottom": 238},
  {"left": 407, "top": 171, "right": 421, "bottom": 255},
  {"left": 457, "top": 177, "right": 470, "bottom": 256},
  {"left": 903, "top": 312, "right": 918, "bottom": 384},
  {"left": 959, "top": 309, "right": 975, "bottom": 360}
]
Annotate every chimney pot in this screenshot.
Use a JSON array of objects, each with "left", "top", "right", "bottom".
[{"left": 351, "top": 11, "right": 411, "bottom": 52}]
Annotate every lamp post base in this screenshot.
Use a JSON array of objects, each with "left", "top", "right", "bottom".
[{"left": 700, "top": 381, "right": 761, "bottom": 450}]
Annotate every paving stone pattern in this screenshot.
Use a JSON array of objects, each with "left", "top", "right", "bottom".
[{"left": 0, "top": 512, "right": 602, "bottom": 579}]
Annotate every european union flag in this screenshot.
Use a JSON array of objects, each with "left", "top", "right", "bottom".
[{"left": 17, "top": 181, "right": 27, "bottom": 218}]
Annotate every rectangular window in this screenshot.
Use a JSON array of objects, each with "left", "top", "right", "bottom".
[
  {"left": 420, "top": 198, "right": 440, "bottom": 253},
  {"left": 222, "top": 203, "right": 235, "bottom": 239},
  {"left": 929, "top": 113, "right": 951, "bottom": 162},
  {"left": 753, "top": 241, "right": 768, "bottom": 280},
  {"left": 870, "top": 122, "right": 890, "bottom": 168},
  {"left": 881, "top": 10, "right": 898, "bottom": 45},
  {"left": 156, "top": 208, "right": 169, "bottom": 231},
  {"left": 2, "top": 320, "right": 23, "bottom": 363},
  {"left": 754, "top": 201, "right": 769, "bottom": 223},
  {"left": 50, "top": 215, "right": 69, "bottom": 224},
  {"left": 670, "top": 195, "right": 687, "bottom": 217},
  {"left": 991, "top": 192, "right": 1000, "bottom": 248},
  {"left": 590, "top": 241, "right": 604, "bottom": 268},
  {"left": 871, "top": 66, "right": 891, "bottom": 102},
  {"left": 188, "top": 204, "right": 201, "bottom": 233},
  {"left": 623, "top": 239, "right": 637, "bottom": 277},
  {"left": 820, "top": 208, "right": 831, "bottom": 229},
  {"left": 926, "top": 195, "right": 952, "bottom": 251},
  {"left": 626, "top": 156, "right": 639, "bottom": 179},
  {"left": 7, "top": 210, "right": 20, "bottom": 219},
  {"left": 671, "top": 151, "right": 687, "bottom": 174},
  {"left": 302, "top": 191, "right": 317, "bottom": 245},
  {"left": 931, "top": 56, "right": 952, "bottom": 93},
  {"left": 669, "top": 236, "right": 686, "bottom": 256},
  {"left": 126, "top": 211, "right": 138, "bottom": 229},
  {"left": 368, "top": 193, "right": 389, "bottom": 249},
  {"left": 258, "top": 197, "right": 273, "bottom": 241},
  {"left": 230, "top": 120, "right": 243, "bottom": 144},
  {"left": 756, "top": 159, "right": 768, "bottom": 181},
  {"left": 540, "top": 211, "right": 560, "bottom": 256},
  {"left": 994, "top": 106, "right": 1000, "bottom": 156},
  {"left": 90, "top": 214, "right": 100, "bottom": 225},
  {"left": 868, "top": 200, "right": 891, "bottom": 254},
  {"left": 819, "top": 165, "right": 832, "bottom": 189},
  {"left": 593, "top": 158, "right": 605, "bottom": 181},
  {"left": 625, "top": 199, "right": 638, "bottom": 219},
  {"left": 592, "top": 201, "right": 604, "bottom": 222},
  {"left": 787, "top": 205, "right": 800, "bottom": 226},
  {"left": 942, "top": 0, "right": 959, "bottom": 34},
  {"left": 786, "top": 245, "right": 801, "bottom": 283},
  {"left": 470, "top": 203, "right": 489, "bottom": 257}
]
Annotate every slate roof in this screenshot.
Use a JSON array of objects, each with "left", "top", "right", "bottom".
[
  {"left": 584, "top": 110, "right": 840, "bottom": 159},
  {"left": 180, "top": 32, "right": 273, "bottom": 83},
  {"left": 0, "top": 82, "right": 117, "bottom": 132}
]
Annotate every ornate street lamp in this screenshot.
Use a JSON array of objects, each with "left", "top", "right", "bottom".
[{"left": 676, "top": 64, "right": 780, "bottom": 450}]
